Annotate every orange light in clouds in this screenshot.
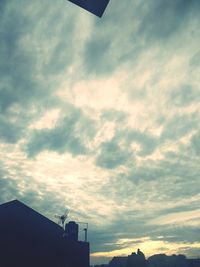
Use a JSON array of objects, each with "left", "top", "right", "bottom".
[{"left": 91, "top": 239, "right": 200, "bottom": 259}]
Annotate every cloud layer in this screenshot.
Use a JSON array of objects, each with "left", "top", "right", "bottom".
[{"left": 1, "top": 0, "right": 200, "bottom": 265}]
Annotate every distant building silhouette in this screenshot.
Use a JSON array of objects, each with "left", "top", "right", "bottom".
[
  {"left": 104, "top": 250, "right": 200, "bottom": 267},
  {"left": 148, "top": 254, "right": 189, "bottom": 267},
  {"left": 108, "top": 256, "right": 127, "bottom": 267},
  {"left": 127, "top": 249, "right": 147, "bottom": 267},
  {"left": 0, "top": 200, "right": 90, "bottom": 267},
  {"left": 108, "top": 249, "right": 147, "bottom": 267},
  {"left": 188, "top": 259, "right": 200, "bottom": 267}
]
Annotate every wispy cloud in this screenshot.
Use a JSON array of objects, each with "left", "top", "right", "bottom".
[{"left": 1, "top": 0, "right": 200, "bottom": 264}]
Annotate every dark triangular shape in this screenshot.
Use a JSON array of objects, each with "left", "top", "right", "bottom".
[{"left": 68, "top": 0, "right": 110, "bottom": 17}]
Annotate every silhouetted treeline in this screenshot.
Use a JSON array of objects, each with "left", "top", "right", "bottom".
[{"left": 92, "top": 249, "right": 200, "bottom": 267}]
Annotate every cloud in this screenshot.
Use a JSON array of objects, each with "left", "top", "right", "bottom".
[
  {"left": 0, "top": 165, "right": 20, "bottom": 202},
  {"left": 26, "top": 106, "right": 96, "bottom": 157},
  {"left": 150, "top": 209, "right": 200, "bottom": 226},
  {"left": 137, "top": 0, "right": 200, "bottom": 42},
  {"left": 191, "top": 131, "right": 200, "bottom": 155},
  {"left": 0, "top": 116, "right": 24, "bottom": 143},
  {"left": 169, "top": 84, "right": 200, "bottom": 107},
  {"left": 96, "top": 140, "right": 132, "bottom": 169},
  {"left": 84, "top": 38, "right": 113, "bottom": 76},
  {"left": 1, "top": 0, "right": 200, "bottom": 265},
  {"left": 0, "top": 1, "right": 56, "bottom": 144},
  {"left": 190, "top": 50, "right": 200, "bottom": 67}
]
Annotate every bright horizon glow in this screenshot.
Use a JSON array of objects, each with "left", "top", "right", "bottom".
[{"left": 91, "top": 239, "right": 200, "bottom": 260}]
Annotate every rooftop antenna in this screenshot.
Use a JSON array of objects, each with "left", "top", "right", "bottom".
[
  {"left": 55, "top": 209, "right": 69, "bottom": 229},
  {"left": 76, "top": 222, "right": 88, "bottom": 242}
]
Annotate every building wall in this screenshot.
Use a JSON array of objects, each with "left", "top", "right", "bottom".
[{"left": 0, "top": 200, "right": 90, "bottom": 267}]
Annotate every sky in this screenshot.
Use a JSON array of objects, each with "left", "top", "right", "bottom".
[{"left": 0, "top": 0, "right": 200, "bottom": 265}]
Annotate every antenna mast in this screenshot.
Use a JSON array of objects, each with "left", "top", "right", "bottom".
[
  {"left": 77, "top": 222, "right": 88, "bottom": 242},
  {"left": 55, "top": 209, "right": 69, "bottom": 229}
]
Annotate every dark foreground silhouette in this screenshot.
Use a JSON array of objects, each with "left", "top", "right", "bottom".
[
  {"left": 0, "top": 200, "right": 89, "bottom": 267},
  {"left": 68, "top": 0, "right": 110, "bottom": 17},
  {"left": 0, "top": 200, "right": 199, "bottom": 267},
  {"left": 93, "top": 249, "right": 200, "bottom": 267}
]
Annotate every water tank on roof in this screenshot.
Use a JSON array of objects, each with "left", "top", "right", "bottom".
[{"left": 65, "top": 221, "right": 79, "bottom": 241}]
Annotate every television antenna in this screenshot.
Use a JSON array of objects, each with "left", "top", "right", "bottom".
[{"left": 55, "top": 209, "right": 69, "bottom": 229}]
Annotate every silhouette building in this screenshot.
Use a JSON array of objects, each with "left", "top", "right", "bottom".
[
  {"left": 107, "top": 251, "right": 200, "bottom": 267},
  {"left": 0, "top": 200, "right": 90, "bottom": 267}
]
